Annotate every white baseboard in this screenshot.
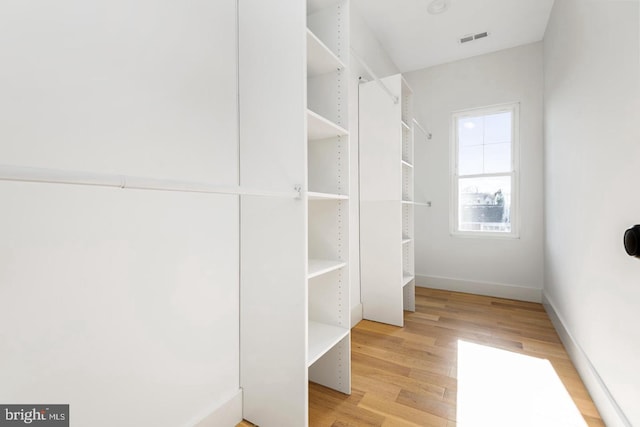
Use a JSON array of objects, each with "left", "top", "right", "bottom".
[
  {"left": 415, "top": 274, "right": 542, "bottom": 303},
  {"left": 186, "top": 389, "right": 243, "bottom": 427},
  {"left": 350, "top": 303, "right": 363, "bottom": 328},
  {"left": 542, "top": 292, "right": 631, "bottom": 427}
]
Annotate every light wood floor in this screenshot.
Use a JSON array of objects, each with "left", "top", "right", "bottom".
[{"left": 239, "top": 287, "right": 603, "bottom": 426}]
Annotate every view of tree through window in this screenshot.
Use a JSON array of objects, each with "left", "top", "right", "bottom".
[{"left": 453, "top": 105, "right": 518, "bottom": 235}]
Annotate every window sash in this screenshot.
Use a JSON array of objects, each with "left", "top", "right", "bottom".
[
  {"left": 456, "top": 171, "right": 514, "bottom": 179},
  {"left": 451, "top": 103, "right": 519, "bottom": 238}
]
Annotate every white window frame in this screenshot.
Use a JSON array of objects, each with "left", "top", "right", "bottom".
[{"left": 450, "top": 102, "right": 520, "bottom": 239}]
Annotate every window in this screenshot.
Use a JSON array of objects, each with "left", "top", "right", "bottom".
[{"left": 451, "top": 103, "right": 519, "bottom": 237}]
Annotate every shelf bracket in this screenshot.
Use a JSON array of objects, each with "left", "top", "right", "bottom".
[
  {"left": 412, "top": 118, "right": 433, "bottom": 141},
  {"left": 351, "top": 48, "right": 399, "bottom": 105}
]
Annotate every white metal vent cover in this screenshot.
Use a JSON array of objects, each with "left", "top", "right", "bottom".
[{"left": 459, "top": 31, "right": 489, "bottom": 44}]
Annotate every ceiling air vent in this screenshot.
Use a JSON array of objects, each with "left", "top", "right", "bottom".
[
  {"left": 460, "top": 31, "right": 489, "bottom": 44},
  {"left": 460, "top": 34, "right": 474, "bottom": 43}
]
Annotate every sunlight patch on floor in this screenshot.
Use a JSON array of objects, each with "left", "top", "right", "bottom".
[{"left": 457, "top": 340, "right": 587, "bottom": 427}]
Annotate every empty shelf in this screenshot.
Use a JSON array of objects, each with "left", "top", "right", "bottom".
[
  {"left": 307, "top": 110, "right": 349, "bottom": 140},
  {"left": 308, "top": 321, "right": 350, "bottom": 367},
  {"left": 401, "top": 200, "right": 414, "bottom": 205},
  {"left": 403, "top": 274, "right": 415, "bottom": 286},
  {"left": 308, "top": 191, "right": 349, "bottom": 201},
  {"left": 401, "top": 160, "right": 414, "bottom": 168},
  {"left": 307, "top": 29, "right": 345, "bottom": 77},
  {"left": 308, "top": 259, "right": 347, "bottom": 279}
]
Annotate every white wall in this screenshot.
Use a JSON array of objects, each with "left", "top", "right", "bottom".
[
  {"left": 543, "top": 0, "right": 640, "bottom": 425},
  {"left": 404, "top": 43, "right": 545, "bottom": 301},
  {"left": 0, "top": 1, "right": 241, "bottom": 426},
  {"left": 349, "top": 5, "right": 399, "bottom": 326}
]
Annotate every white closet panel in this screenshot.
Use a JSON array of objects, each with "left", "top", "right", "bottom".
[
  {"left": 359, "top": 74, "right": 415, "bottom": 327},
  {"left": 239, "top": 0, "right": 308, "bottom": 425}
]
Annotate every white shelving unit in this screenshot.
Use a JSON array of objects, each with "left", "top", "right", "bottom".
[
  {"left": 307, "top": 321, "right": 350, "bottom": 366},
  {"left": 307, "top": 29, "right": 345, "bottom": 77},
  {"left": 401, "top": 78, "right": 416, "bottom": 313},
  {"left": 307, "top": 0, "right": 351, "bottom": 406},
  {"left": 308, "top": 259, "right": 347, "bottom": 279},
  {"left": 307, "top": 109, "right": 349, "bottom": 140},
  {"left": 308, "top": 191, "right": 349, "bottom": 200},
  {"left": 401, "top": 159, "right": 414, "bottom": 168},
  {"left": 239, "top": 1, "right": 350, "bottom": 426},
  {"left": 359, "top": 74, "right": 416, "bottom": 327},
  {"left": 403, "top": 273, "right": 415, "bottom": 286}
]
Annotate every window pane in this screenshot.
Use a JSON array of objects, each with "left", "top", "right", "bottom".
[
  {"left": 483, "top": 142, "right": 511, "bottom": 173},
  {"left": 458, "top": 176, "right": 511, "bottom": 233},
  {"left": 457, "top": 111, "right": 512, "bottom": 176},
  {"left": 459, "top": 145, "right": 483, "bottom": 175},
  {"left": 484, "top": 112, "right": 511, "bottom": 144},
  {"left": 457, "top": 117, "right": 484, "bottom": 147}
]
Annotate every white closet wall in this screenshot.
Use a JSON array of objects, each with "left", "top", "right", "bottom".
[{"left": 0, "top": 1, "right": 241, "bottom": 426}]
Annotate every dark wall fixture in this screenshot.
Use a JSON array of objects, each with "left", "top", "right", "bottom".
[{"left": 624, "top": 225, "right": 640, "bottom": 258}]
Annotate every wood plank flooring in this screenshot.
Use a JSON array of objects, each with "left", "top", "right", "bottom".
[{"left": 238, "top": 287, "right": 604, "bottom": 426}]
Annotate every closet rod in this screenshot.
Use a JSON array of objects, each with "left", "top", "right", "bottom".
[
  {"left": 0, "top": 165, "right": 301, "bottom": 199},
  {"left": 412, "top": 118, "right": 432, "bottom": 140},
  {"left": 351, "top": 47, "right": 399, "bottom": 105}
]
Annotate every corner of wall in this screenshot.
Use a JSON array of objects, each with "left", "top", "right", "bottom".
[
  {"left": 416, "top": 274, "right": 542, "bottom": 303},
  {"left": 542, "top": 292, "right": 631, "bottom": 427},
  {"left": 188, "top": 389, "right": 243, "bottom": 427},
  {"left": 350, "top": 303, "right": 363, "bottom": 327}
]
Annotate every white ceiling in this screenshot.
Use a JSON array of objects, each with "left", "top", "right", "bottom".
[{"left": 352, "top": 0, "right": 555, "bottom": 72}]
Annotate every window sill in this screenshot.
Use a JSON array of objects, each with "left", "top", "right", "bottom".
[{"left": 450, "top": 231, "right": 520, "bottom": 240}]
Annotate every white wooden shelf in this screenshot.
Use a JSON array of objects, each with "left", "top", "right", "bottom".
[
  {"left": 308, "top": 191, "right": 349, "bottom": 201},
  {"left": 307, "top": 29, "right": 345, "bottom": 77},
  {"left": 307, "top": 109, "right": 349, "bottom": 141},
  {"left": 402, "top": 274, "right": 414, "bottom": 287},
  {"left": 401, "top": 160, "right": 413, "bottom": 168},
  {"left": 307, "top": 321, "right": 350, "bottom": 367},
  {"left": 402, "top": 238, "right": 412, "bottom": 245},
  {"left": 308, "top": 259, "right": 347, "bottom": 279}
]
